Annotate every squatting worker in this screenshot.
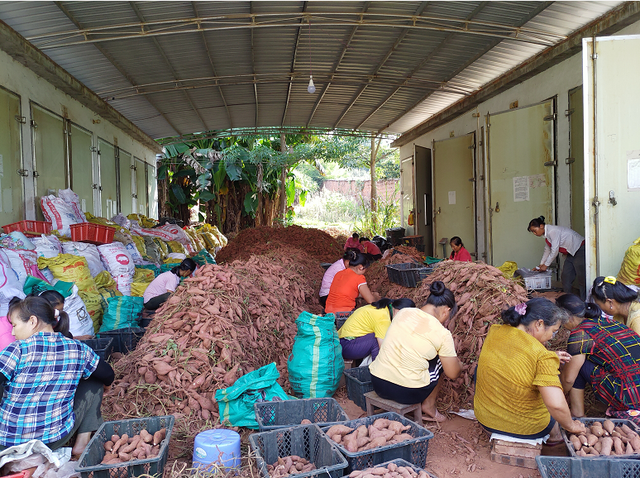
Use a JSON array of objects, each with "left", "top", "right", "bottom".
[
  {"left": 449, "top": 236, "right": 472, "bottom": 262},
  {"left": 359, "top": 237, "right": 382, "bottom": 261},
  {"left": 369, "top": 281, "right": 462, "bottom": 423},
  {"left": 325, "top": 250, "right": 379, "bottom": 313},
  {"left": 590, "top": 276, "right": 640, "bottom": 334},
  {"left": 556, "top": 294, "right": 640, "bottom": 421},
  {"left": 0, "top": 296, "right": 114, "bottom": 455},
  {"left": 319, "top": 251, "right": 351, "bottom": 308},
  {"left": 338, "top": 298, "right": 415, "bottom": 361},
  {"left": 528, "top": 216, "right": 585, "bottom": 299},
  {"left": 344, "top": 233, "right": 363, "bottom": 252},
  {"left": 474, "top": 298, "right": 586, "bottom": 443},
  {"left": 143, "top": 258, "right": 197, "bottom": 310}
]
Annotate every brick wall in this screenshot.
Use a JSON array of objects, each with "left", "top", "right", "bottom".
[{"left": 322, "top": 179, "right": 400, "bottom": 202}]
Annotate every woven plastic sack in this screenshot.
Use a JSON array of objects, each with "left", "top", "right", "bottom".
[
  {"left": 142, "top": 237, "right": 162, "bottom": 263},
  {"left": 131, "top": 235, "right": 148, "bottom": 260},
  {"left": 191, "top": 249, "right": 216, "bottom": 267},
  {"left": 97, "top": 243, "right": 135, "bottom": 295},
  {"left": 127, "top": 213, "right": 157, "bottom": 228},
  {"left": 4, "top": 249, "right": 38, "bottom": 288},
  {"left": 0, "top": 249, "right": 24, "bottom": 317},
  {"left": 166, "top": 241, "right": 186, "bottom": 255},
  {"left": 31, "top": 235, "right": 62, "bottom": 259},
  {"left": 62, "top": 241, "right": 105, "bottom": 277},
  {"left": 99, "top": 296, "right": 143, "bottom": 332},
  {"left": 94, "top": 270, "right": 116, "bottom": 290},
  {"left": 58, "top": 188, "right": 87, "bottom": 223},
  {"left": 498, "top": 261, "right": 518, "bottom": 279},
  {"left": 288, "top": 312, "right": 344, "bottom": 398},
  {"left": 79, "top": 291, "right": 106, "bottom": 334},
  {"left": 131, "top": 281, "right": 150, "bottom": 297},
  {"left": 23, "top": 276, "right": 73, "bottom": 298},
  {"left": 154, "top": 238, "right": 169, "bottom": 258},
  {"left": 215, "top": 362, "right": 288, "bottom": 429},
  {"left": 136, "top": 264, "right": 161, "bottom": 278},
  {"left": 37, "top": 254, "right": 98, "bottom": 294},
  {"left": 134, "top": 268, "right": 155, "bottom": 282},
  {"left": 65, "top": 285, "right": 94, "bottom": 337},
  {"left": 40, "top": 195, "right": 82, "bottom": 237},
  {"left": 617, "top": 238, "right": 640, "bottom": 286},
  {"left": 0, "top": 232, "right": 35, "bottom": 251}
]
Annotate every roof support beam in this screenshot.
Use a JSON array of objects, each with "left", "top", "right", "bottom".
[
  {"left": 281, "top": 2, "right": 307, "bottom": 127},
  {"left": 192, "top": 2, "right": 233, "bottom": 130},
  {"left": 129, "top": 2, "right": 209, "bottom": 133},
  {"left": 357, "top": 2, "right": 489, "bottom": 130},
  {"left": 382, "top": 1, "right": 552, "bottom": 134},
  {"left": 54, "top": 1, "right": 181, "bottom": 138},
  {"left": 250, "top": 3, "right": 259, "bottom": 128},
  {"left": 392, "top": 1, "right": 640, "bottom": 147},
  {"left": 0, "top": 18, "right": 161, "bottom": 153}
]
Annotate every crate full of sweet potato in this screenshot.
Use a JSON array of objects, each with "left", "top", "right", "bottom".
[{"left": 563, "top": 418, "right": 640, "bottom": 457}]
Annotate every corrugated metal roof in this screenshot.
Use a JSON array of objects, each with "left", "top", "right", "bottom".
[{"left": 0, "top": 1, "right": 625, "bottom": 142}]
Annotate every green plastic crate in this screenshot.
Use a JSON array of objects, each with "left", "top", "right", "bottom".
[{"left": 76, "top": 415, "right": 174, "bottom": 478}]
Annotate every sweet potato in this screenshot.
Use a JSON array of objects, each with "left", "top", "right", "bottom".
[
  {"left": 569, "top": 434, "right": 582, "bottom": 451},
  {"left": 362, "top": 437, "right": 387, "bottom": 450},
  {"left": 627, "top": 441, "right": 634, "bottom": 455},
  {"left": 356, "top": 425, "right": 368, "bottom": 439},
  {"left": 590, "top": 423, "right": 605, "bottom": 437},
  {"left": 139, "top": 429, "right": 153, "bottom": 444},
  {"left": 329, "top": 434, "right": 342, "bottom": 444},
  {"left": 392, "top": 433, "right": 413, "bottom": 443},
  {"left": 372, "top": 418, "right": 391, "bottom": 429},
  {"left": 576, "top": 449, "right": 587, "bottom": 457},
  {"left": 327, "top": 425, "right": 353, "bottom": 437},
  {"left": 586, "top": 433, "right": 598, "bottom": 447},
  {"left": 120, "top": 435, "right": 140, "bottom": 454},
  {"left": 153, "top": 428, "right": 167, "bottom": 446},
  {"left": 614, "top": 436, "right": 625, "bottom": 455},
  {"left": 118, "top": 451, "right": 131, "bottom": 461},
  {"left": 356, "top": 437, "right": 371, "bottom": 448},
  {"left": 103, "top": 440, "right": 114, "bottom": 452},
  {"left": 621, "top": 424, "right": 636, "bottom": 437},
  {"left": 300, "top": 419, "right": 312, "bottom": 425},
  {"left": 112, "top": 434, "right": 129, "bottom": 454},
  {"left": 341, "top": 432, "right": 358, "bottom": 452},
  {"left": 594, "top": 441, "right": 602, "bottom": 453},
  {"left": 603, "top": 419, "right": 615, "bottom": 435},
  {"left": 630, "top": 435, "right": 640, "bottom": 452},
  {"left": 387, "top": 421, "right": 411, "bottom": 434}
]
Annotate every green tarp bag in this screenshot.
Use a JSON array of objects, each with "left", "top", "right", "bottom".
[
  {"left": 23, "top": 276, "right": 74, "bottom": 298},
  {"left": 215, "top": 362, "right": 288, "bottom": 429},
  {"left": 99, "top": 296, "right": 143, "bottom": 332},
  {"left": 288, "top": 311, "right": 344, "bottom": 398},
  {"left": 191, "top": 249, "right": 216, "bottom": 267}
]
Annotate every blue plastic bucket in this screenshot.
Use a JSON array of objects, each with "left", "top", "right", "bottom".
[{"left": 193, "top": 429, "right": 241, "bottom": 471}]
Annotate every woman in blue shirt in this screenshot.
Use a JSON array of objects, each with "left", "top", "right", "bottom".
[{"left": 0, "top": 296, "right": 114, "bottom": 455}]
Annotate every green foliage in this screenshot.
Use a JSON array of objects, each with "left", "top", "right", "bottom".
[{"left": 354, "top": 191, "right": 400, "bottom": 238}]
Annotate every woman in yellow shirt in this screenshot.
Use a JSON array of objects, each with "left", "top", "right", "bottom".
[
  {"left": 590, "top": 276, "right": 640, "bottom": 333},
  {"left": 369, "top": 281, "right": 461, "bottom": 422},
  {"left": 474, "top": 298, "right": 586, "bottom": 442},
  {"left": 338, "top": 298, "right": 415, "bottom": 361}
]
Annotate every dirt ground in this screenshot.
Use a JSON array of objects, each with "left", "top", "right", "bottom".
[{"left": 333, "top": 387, "right": 570, "bottom": 478}]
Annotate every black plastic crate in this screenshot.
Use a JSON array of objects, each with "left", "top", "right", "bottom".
[
  {"left": 249, "top": 423, "right": 348, "bottom": 478},
  {"left": 76, "top": 415, "right": 174, "bottom": 478},
  {"left": 385, "top": 263, "right": 432, "bottom": 288},
  {"left": 536, "top": 455, "right": 640, "bottom": 478},
  {"left": 561, "top": 417, "right": 640, "bottom": 458},
  {"left": 371, "top": 458, "right": 437, "bottom": 478},
  {"left": 322, "top": 412, "right": 434, "bottom": 472},
  {"left": 254, "top": 398, "right": 349, "bottom": 432},
  {"left": 81, "top": 337, "right": 114, "bottom": 360},
  {"left": 138, "top": 309, "right": 156, "bottom": 328},
  {"left": 98, "top": 327, "right": 146, "bottom": 354},
  {"left": 334, "top": 311, "right": 353, "bottom": 331},
  {"left": 343, "top": 366, "right": 373, "bottom": 411}
]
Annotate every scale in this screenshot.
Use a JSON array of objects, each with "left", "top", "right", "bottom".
[{"left": 438, "top": 237, "right": 448, "bottom": 259}]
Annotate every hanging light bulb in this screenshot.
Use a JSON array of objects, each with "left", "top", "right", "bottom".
[{"left": 307, "top": 75, "right": 316, "bottom": 94}]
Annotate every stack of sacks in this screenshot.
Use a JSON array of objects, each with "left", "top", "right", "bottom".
[
  {"left": 113, "top": 229, "right": 145, "bottom": 265},
  {"left": 142, "top": 237, "right": 163, "bottom": 263},
  {"left": 61, "top": 241, "right": 105, "bottom": 277},
  {"left": 129, "top": 222, "right": 195, "bottom": 255},
  {"left": 130, "top": 268, "right": 155, "bottom": 297},
  {"left": 99, "top": 296, "right": 144, "bottom": 333},
  {"left": 127, "top": 213, "right": 157, "bottom": 228},
  {"left": 184, "top": 227, "right": 206, "bottom": 254},
  {"left": 31, "top": 235, "right": 62, "bottom": 282},
  {"left": 40, "top": 188, "right": 87, "bottom": 237},
  {"left": 97, "top": 243, "right": 135, "bottom": 296},
  {"left": 196, "top": 223, "right": 227, "bottom": 255}
]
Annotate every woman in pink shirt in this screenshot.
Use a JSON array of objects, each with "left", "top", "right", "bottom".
[
  {"left": 344, "top": 233, "right": 364, "bottom": 252},
  {"left": 143, "top": 259, "right": 196, "bottom": 310}
]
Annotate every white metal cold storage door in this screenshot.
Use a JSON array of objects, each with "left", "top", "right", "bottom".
[
  {"left": 118, "top": 149, "right": 133, "bottom": 215},
  {"left": 148, "top": 163, "right": 158, "bottom": 220},
  {"left": 69, "top": 123, "right": 94, "bottom": 215},
  {"left": 400, "top": 156, "right": 414, "bottom": 235},
  {"left": 433, "top": 134, "right": 476, "bottom": 260},
  {"left": 486, "top": 100, "right": 555, "bottom": 268},
  {"left": 584, "top": 36, "right": 640, "bottom": 286},
  {"left": 134, "top": 157, "right": 148, "bottom": 216},
  {"left": 98, "top": 139, "right": 117, "bottom": 220},
  {"left": 0, "top": 88, "right": 25, "bottom": 225}
]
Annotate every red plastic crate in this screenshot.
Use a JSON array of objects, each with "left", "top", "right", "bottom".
[
  {"left": 70, "top": 223, "right": 116, "bottom": 245},
  {"left": 1, "top": 220, "right": 51, "bottom": 237}
]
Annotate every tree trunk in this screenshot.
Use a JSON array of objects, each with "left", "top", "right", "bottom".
[
  {"left": 256, "top": 162, "right": 264, "bottom": 227},
  {"left": 370, "top": 135, "right": 381, "bottom": 232},
  {"left": 279, "top": 133, "right": 287, "bottom": 223}
]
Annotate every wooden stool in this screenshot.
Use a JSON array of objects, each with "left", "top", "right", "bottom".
[
  {"left": 364, "top": 391, "right": 422, "bottom": 422},
  {"left": 490, "top": 439, "right": 541, "bottom": 469}
]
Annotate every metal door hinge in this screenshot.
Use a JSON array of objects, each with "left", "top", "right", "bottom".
[
  {"left": 543, "top": 114, "right": 557, "bottom": 121},
  {"left": 468, "top": 177, "right": 476, "bottom": 182},
  {"left": 14, "top": 115, "right": 26, "bottom": 124},
  {"left": 17, "top": 169, "right": 29, "bottom": 177},
  {"left": 90, "top": 146, "right": 98, "bottom": 152},
  {"left": 468, "top": 144, "right": 475, "bottom": 149},
  {"left": 565, "top": 158, "right": 575, "bottom": 165},
  {"left": 592, "top": 196, "right": 601, "bottom": 209},
  {"left": 30, "top": 120, "right": 37, "bottom": 128},
  {"left": 130, "top": 165, "right": 137, "bottom": 170},
  {"left": 592, "top": 53, "right": 598, "bottom": 60},
  {"left": 544, "top": 160, "right": 557, "bottom": 167},
  {"left": 33, "top": 171, "right": 40, "bottom": 178},
  {"left": 564, "top": 109, "right": 574, "bottom": 117},
  {"left": 132, "top": 194, "right": 138, "bottom": 199}
]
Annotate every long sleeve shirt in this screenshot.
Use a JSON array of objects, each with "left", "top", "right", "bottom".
[{"left": 540, "top": 225, "right": 584, "bottom": 267}]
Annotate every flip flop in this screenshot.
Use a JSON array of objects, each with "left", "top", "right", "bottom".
[
  {"left": 422, "top": 411, "right": 447, "bottom": 423},
  {"left": 544, "top": 438, "right": 565, "bottom": 447}
]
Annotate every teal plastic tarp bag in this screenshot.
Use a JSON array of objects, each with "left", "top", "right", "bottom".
[
  {"left": 215, "top": 362, "right": 288, "bottom": 429},
  {"left": 99, "top": 296, "right": 144, "bottom": 332},
  {"left": 23, "top": 275, "right": 74, "bottom": 298},
  {"left": 288, "top": 311, "right": 344, "bottom": 398},
  {"left": 191, "top": 249, "right": 216, "bottom": 267}
]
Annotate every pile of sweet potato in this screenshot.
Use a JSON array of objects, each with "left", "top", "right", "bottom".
[
  {"left": 100, "top": 428, "right": 166, "bottom": 464},
  {"left": 326, "top": 419, "right": 414, "bottom": 453},
  {"left": 348, "top": 462, "right": 431, "bottom": 478},
  {"left": 568, "top": 420, "right": 640, "bottom": 456},
  {"left": 266, "top": 455, "right": 316, "bottom": 477},
  {"left": 366, "top": 257, "right": 529, "bottom": 410}
]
